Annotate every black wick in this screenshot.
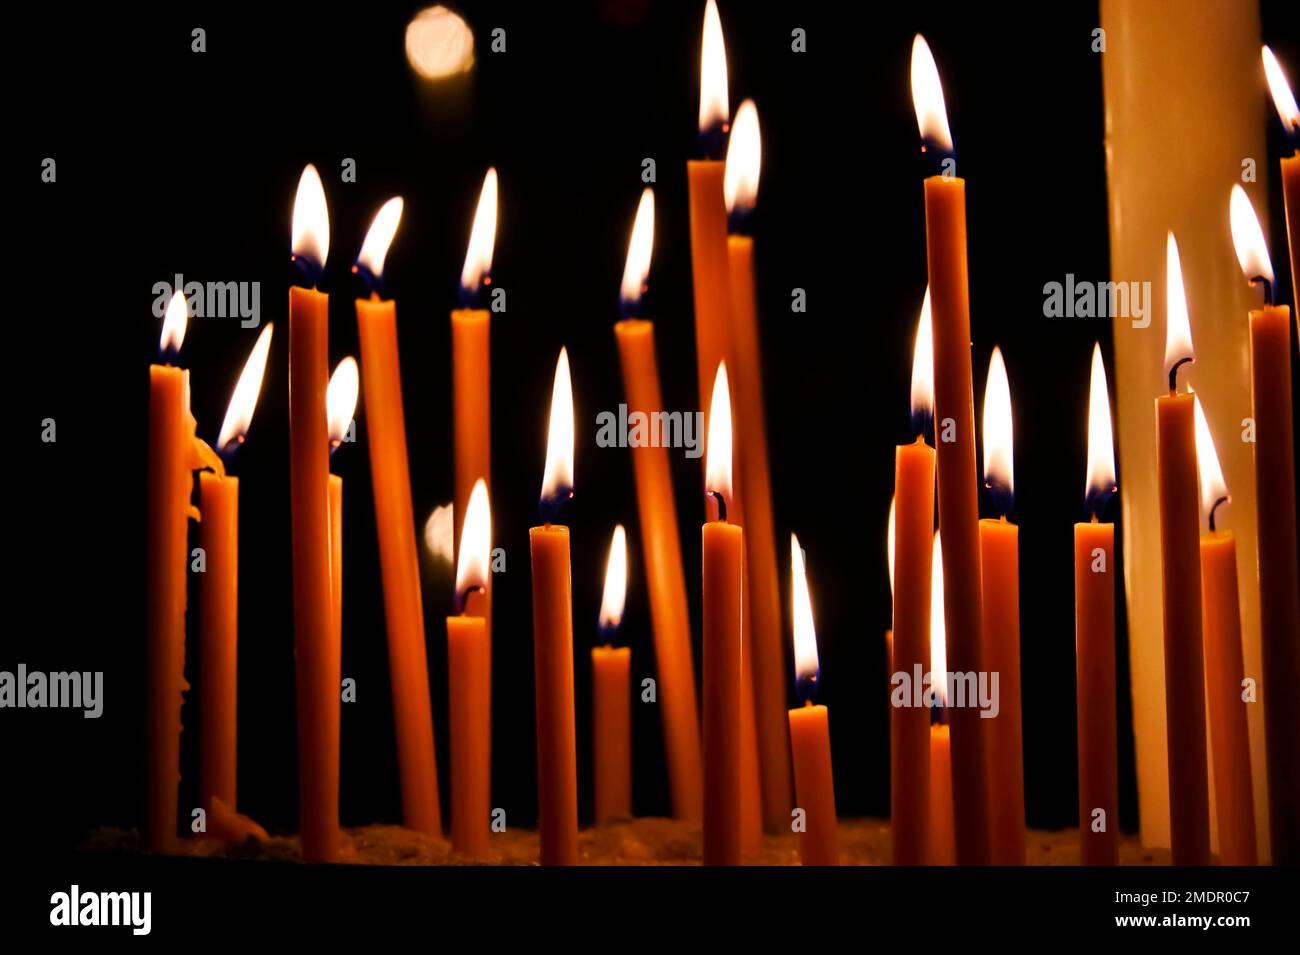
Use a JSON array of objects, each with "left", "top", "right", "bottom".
[
  {"left": 1209, "top": 495, "right": 1230, "bottom": 533},
  {"left": 708, "top": 489, "right": 728, "bottom": 523},
  {"left": 457, "top": 584, "right": 484, "bottom": 616},
  {"left": 1249, "top": 274, "right": 1274, "bottom": 308},
  {"left": 1168, "top": 356, "right": 1193, "bottom": 393}
]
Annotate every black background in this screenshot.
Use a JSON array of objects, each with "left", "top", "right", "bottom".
[{"left": 8, "top": 0, "right": 1299, "bottom": 858}]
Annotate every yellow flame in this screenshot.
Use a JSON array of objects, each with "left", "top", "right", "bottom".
[
  {"left": 1229, "top": 185, "right": 1274, "bottom": 288},
  {"left": 1086, "top": 343, "right": 1116, "bottom": 505},
  {"left": 911, "top": 35, "right": 952, "bottom": 154},
  {"left": 455, "top": 479, "right": 492, "bottom": 596},
  {"left": 930, "top": 530, "right": 947, "bottom": 706},
  {"left": 327, "top": 357, "right": 359, "bottom": 447},
  {"left": 887, "top": 496, "right": 896, "bottom": 600},
  {"left": 982, "top": 346, "right": 1014, "bottom": 498},
  {"left": 620, "top": 188, "right": 655, "bottom": 307},
  {"left": 1164, "top": 232, "right": 1194, "bottom": 380},
  {"left": 461, "top": 168, "right": 498, "bottom": 294},
  {"left": 357, "top": 197, "right": 404, "bottom": 281},
  {"left": 540, "top": 347, "right": 575, "bottom": 504},
  {"left": 1263, "top": 45, "right": 1300, "bottom": 130},
  {"left": 724, "top": 99, "right": 761, "bottom": 214},
  {"left": 216, "top": 324, "right": 274, "bottom": 451},
  {"left": 291, "top": 164, "right": 330, "bottom": 270},
  {"left": 160, "top": 289, "right": 187, "bottom": 355},
  {"left": 405, "top": 6, "right": 475, "bottom": 80},
  {"left": 599, "top": 524, "right": 628, "bottom": 630},
  {"left": 911, "top": 287, "right": 934, "bottom": 423},
  {"left": 791, "top": 533, "right": 820, "bottom": 682},
  {"left": 1192, "top": 395, "right": 1229, "bottom": 526},
  {"left": 705, "top": 361, "right": 734, "bottom": 512},
  {"left": 699, "top": 0, "right": 729, "bottom": 135}
]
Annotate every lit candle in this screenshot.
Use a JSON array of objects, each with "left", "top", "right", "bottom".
[
  {"left": 911, "top": 35, "right": 989, "bottom": 865},
  {"left": 612, "top": 188, "right": 703, "bottom": 822},
  {"left": 530, "top": 348, "right": 578, "bottom": 865},
  {"left": 1156, "top": 233, "right": 1211, "bottom": 865},
  {"left": 1192, "top": 397, "right": 1258, "bottom": 865},
  {"left": 1228, "top": 184, "right": 1300, "bottom": 864},
  {"left": 353, "top": 197, "right": 442, "bottom": 836},
  {"left": 788, "top": 534, "right": 839, "bottom": 866},
  {"left": 978, "top": 347, "right": 1025, "bottom": 865},
  {"left": 1262, "top": 46, "right": 1300, "bottom": 328},
  {"left": 1075, "top": 344, "right": 1119, "bottom": 866},
  {"left": 326, "top": 356, "right": 359, "bottom": 731},
  {"left": 928, "top": 531, "right": 955, "bottom": 867},
  {"left": 593, "top": 525, "right": 632, "bottom": 825},
  {"left": 702, "top": 362, "right": 743, "bottom": 866},
  {"left": 891, "top": 291, "right": 935, "bottom": 866}
]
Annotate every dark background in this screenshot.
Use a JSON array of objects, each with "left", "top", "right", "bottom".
[{"left": 8, "top": 1, "right": 1298, "bottom": 855}]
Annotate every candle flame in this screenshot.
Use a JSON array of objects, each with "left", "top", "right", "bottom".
[
  {"left": 620, "top": 188, "right": 655, "bottom": 311},
  {"left": 357, "top": 197, "right": 404, "bottom": 281},
  {"left": 1262, "top": 45, "right": 1300, "bottom": 130},
  {"left": 930, "top": 530, "right": 947, "bottom": 706},
  {"left": 599, "top": 524, "right": 629, "bottom": 631},
  {"left": 424, "top": 502, "right": 455, "bottom": 565},
  {"left": 160, "top": 289, "right": 188, "bottom": 355},
  {"left": 791, "top": 533, "right": 820, "bottom": 684},
  {"left": 540, "top": 347, "right": 575, "bottom": 508},
  {"left": 216, "top": 323, "right": 274, "bottom": 453},
  {"left": 1228, "top": 184, "right": 1274, "bottom": 289},
  {"left": 326, "top": 356, "right": 359, "bottom": 448},
  {"left": 1085, "top": 343, "right": 1116, "bottom": 511},
  {"left": 1193, "top": 395, "right": 1229, "bottom": 527},
  {"left": 887, "top": 496, "right": 896, "bottom": 600},
  {"left": 705, "top": 361, "right": 734, "bottom": 515},
  {"left": 455, "top": 479, "right": 492, "bottom": 596},
  {"left": 1164, "top": 232, "right": 1194, "bottom": 381},
  {"left": 911, "top": 287, "right": 935, "bottom": 427},
  {"left": 982, "top": 346, "right": 1014, "bottom": 509},
  {"left": 460, "top": 168, "right": 498, "bottom": 296},
  {"left": 911, "top": 35, "right": 953, "bottom": 155},
  {"left": 291, "top": 164, "right": 330, "bottom": 271},
  {"left": 699, "top": 0, "right": 729, "bottom": 137},
  {"left": 723, "top": 99, "right": 761, "bottom": 215}
]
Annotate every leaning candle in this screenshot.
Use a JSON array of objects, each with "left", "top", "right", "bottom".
[
  {"left": 788, "top": 534, "right": 839, "bottom": 866},
  {"left": 911, "top": 35, "right": 989, "bottom": 864},
  {"left": 593, "top": 525, "right": 632, "bottom": 825},
  {"left": 928, "top": 531, "right": 955, "bottom": 867},
  {"left": 354, "top": 197, "right": 441, "bottom": 836},
  {"left": 1228, "top": 185, "right": 1300, "bottom": 863},
  {"left": 891, "top": 292, "right": 935, "bottom": 866},
  {"left": 530, "top": 349, "right": 578, "bottom": 866},
  {"left": 1192, "top": 397, "right": 1258, "bottom": 866},
  {"left": 612, "top": 189, "right": 703, "bottom": 822},
  {"left": 1076, "top": 344, "right": 1119, "bottom": 866},
  {"left": 702, "top": 362, "right": 743, "bottom": 866},
  {"left": 978, "top": 347, "right": 1025, "bottom": 865},
  {"left": 1156, "top": 234, "right": 1211, "bottom": 865},
  {"left": 1262, "top": 47, "right": 1300, "bottom": 326},
  {"left": 200, "top": 324, "right": 273, "bottom": 818}
]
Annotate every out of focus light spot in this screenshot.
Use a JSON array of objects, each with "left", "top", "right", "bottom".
[
  {"left": 424, "top": 502, "right": 456, "bottom": 565},
  {"left": 406, "top": 6, "right": 475, "bottom": 80}
]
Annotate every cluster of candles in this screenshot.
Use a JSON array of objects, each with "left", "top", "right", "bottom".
[{"left": 144, "top": 2, "right": 1300, "bottom": 866}]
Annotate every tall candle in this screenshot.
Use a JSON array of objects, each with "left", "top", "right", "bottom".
[
  {"left": 593, "top": 525, "right": 632, "bottom": 824},
  {"left": 1262, "top": 47, "right": 1300, "bottom": 328},
  {"left": 911, "top": 36, "right": 989, "bottom": 864},
  {"left": 354, "top": 198, "right": 441, "bottom": 836},
  {"left": 613, "top": 189, "right": 703, "bottom": 822},
  {"left": 928, "top": 531, "right": 955, "bottom": 866},
  {"left": 530, "top": 349, "right": 578, "bottom": 865},
  {"left": 1076, "top": 344, "right": 1119, "bottom": 866}
]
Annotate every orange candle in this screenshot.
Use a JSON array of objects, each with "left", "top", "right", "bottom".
[
  {"left": 1229, "top": 184, "right": 1300, "bottom": 864},
  {"left": 928, "top": 531, "right": 955, "bottom": 866},
  {"left": 891, "top": 296, "right": 935, "bottom": 866},
  {"left": 1075, "top": 344, "right": 1119, "bottom": 866},
  {"left": 1262, "top": 47, "right": 1300, "bottom": 327},
  {"left": 1155, "top": 234, "right": 1211, "bottom": 865},
  {"left": 1192, "top": 399, "right": 1259, "bottom": 865},
  {"left": 613, "top": 189, "right": 702, "bottom": 822},
  {"left": 912, "top": 37, "right": 990, "bottom": 864},
  {"left": 448, "top": 479, "right": 492, "bottom": 858},
  {"left": 353, "top": 198, "right": 441, "bottom": 836},
  {"left": 530, "top": 349, "right": 578, "bottom": 866},
  {"left": 199, "top": 325, "right": 273, "bottom": 817},
  {"left": 593, "top": 525, "right": 632, "bottom": 824},
  {"left": 702, "top": 363, "right": 743, "bottom": 866},
  {"left": 978, "top": 348, "right": 1025, "bottom": 865},
  {"left": 788, "top": 534, "right": 839, "bottom": 866}
]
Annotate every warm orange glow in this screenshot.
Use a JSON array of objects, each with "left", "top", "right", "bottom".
[
  {"left": 326, "top": 357, "right": 359, "bottom": 448},
  {"left": 698, "top": 0, "right": 729, "bottom": 135},
  {"left": 887, "top": 496, "right": 896, "bottom": 600},
  {"left": 455, "top": 478, "right": 492, "bottom": 596},
  {"left": 1263, "top": 45, "right": 1299, "bottom": 130},
  {"left": 791, "top": 533, "right": 819, "bottom": 682},
  {"left": 291, "top": 164, "right": 330, "bottom": 270},
  {"left": 982, "top": 346, "right": 1014, "bottom": 501},
  {"left": 216, "top": 323, "right": 274, "bottom": 453},
  {"left": 424, "top": 502, "right": 456, "bottom": 565},
  {"left": 357, "top": 197, "right": 404, "bottom": 281},
  {"left": 1164, "top": 232, "right": 1194, "bottom": 380},
  {"left": 704, "top": 361, "right": 734, "bottom": 514},
  {"left": 1229, "top": 184, "right": 1275, "bottom": 288},
  {"left": 930, "top": 530, "right": 947, "bottom": 705},
  {"left": 460, "top": 168, "right": 498, "bottom": 295},
  {"left": 723, "top": 99, "right": 761, "bottom": 214},
  {"left": 160, "top": 289, "right": 187, "bottom": 355},
  {"left": 910, "top": 35, "right": 952, "bottom": 154},
  {"left": 540, "top": 347, "right": 575, "bottom": 505},
  {"left": 911, "top": 287, "right": 934, "bottom": 424},
  {"left": 599, "top": 524, "right": 629, "bottom": 631},
  {"left": 1085, "top": 343, "right": 1116, "bottom": 506},
  {"left": 405, "top": 6, "right": 475, "bottom": 80},
  {"left": 620, "top": 188, "right": 655, "bottom": 309},
  {"left": 1193, "top": 395, "right": 1229, "bottom": 526}
]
